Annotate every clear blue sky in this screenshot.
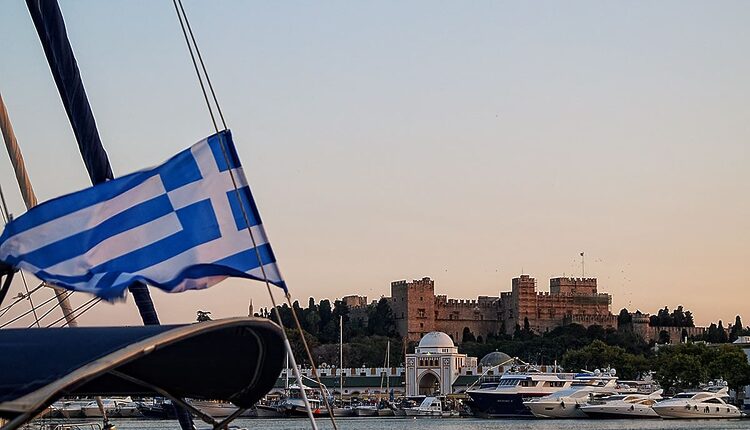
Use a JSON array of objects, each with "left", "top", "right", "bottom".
[{"left": 1, "top": 1, "right": 748, "bottom": 326}]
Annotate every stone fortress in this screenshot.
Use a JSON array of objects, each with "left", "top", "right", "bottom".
[
  {"left": 346, "top": 274, "right": 709, "bottom": 344},
  {"left": 387, "top": 274, "right": 617, "bottom": 342}
]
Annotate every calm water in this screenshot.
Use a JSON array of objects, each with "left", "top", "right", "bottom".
[{"left": 107, "top": 417, "right": 750, "bottom": 430}]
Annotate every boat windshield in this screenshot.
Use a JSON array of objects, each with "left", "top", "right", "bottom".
[
  {"left": 539, "top": 387, "right": 583, "bottom": 399},
  {"left": 603, "top": 395, "right": 627, "bottom": 401},
  {"left": 497, "top": 379, "right": 521, "bottom": 386}
]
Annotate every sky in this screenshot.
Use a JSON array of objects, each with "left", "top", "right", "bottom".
[{"left": 0, "top": 1, "right": 748, "bottom": 328}]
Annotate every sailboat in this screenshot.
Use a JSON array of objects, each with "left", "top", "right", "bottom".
[
  {"left": 0, "top": 2, "right": 310, "bottom": 430},
  {"left": 329, "top": 315, "right": 355, "bottom": 417},
  {"left": 377, "top": 341, "right": 395, "bottom": 416}
]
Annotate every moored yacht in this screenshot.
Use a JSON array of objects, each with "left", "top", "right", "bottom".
[
  {"left": 652, "top": 387, "right": 742, "bottom": 419},
  {"left": 580, "top": 390, "right": 663, "bottom": 419},
  {"left": 188, "top": 400, "right": 254, "bottom": 418},
  {"left": 81, "top": 398, "right": 140, "bottom": 418},
  {"left": 404, "top": 397, "right": 458, "bottom": 417},
  {"left": 353, "top": 404, "right": 379, "bottom": 417},
  {"left": 276, "top": 384, "right": 322, "bottom": 417},
  {"left": 466, "top": 368, "right": 578, "bottom": 418},
  {"left": 523, "top": 372, "right": 619, "bottom": 418}
]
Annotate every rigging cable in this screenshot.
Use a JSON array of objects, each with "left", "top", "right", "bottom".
[
  {"left": 0, "top": 282, "right": 44, "bottom": 318},
  {"left": 175, "top": 0, "right": 227, "bottom": 130},
  {"left": 28, "top": 290, "right": 74, "bottom": 328},
  {"left": 45, "top": 296, "right": 100, "bottom": 328},
  {"left": 0, "top": 184, "right": 41, "bottom": 326},
  {"left": 170, "top": 2, "right": 336, "bottom": 429},
  {"left": 171, "top": 0, "right": 219, "bottom": 132},
  {"left": 57, "top": 297, "right": 101, "bottom": 328},
  {"left": 0, "top": 288, "right": 67, "bottom": 329}
]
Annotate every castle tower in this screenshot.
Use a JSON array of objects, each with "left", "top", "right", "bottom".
[{"left": 391, "top": 277, "right": 437, "bottom": 342}]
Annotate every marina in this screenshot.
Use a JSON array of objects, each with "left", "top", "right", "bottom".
[
  {"left": 30, "top": 418, "right": 750, "bottom": 430},
  {"left": 1, "top": 2, "right": 749, "bottom": 430}
]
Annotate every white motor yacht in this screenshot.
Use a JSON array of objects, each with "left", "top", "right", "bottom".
[
  {"left": 276, "top": 384, "right": 322, "bottom": 417},
  {"left": 54, "top": 399, "right": 91, "bottom": 418},
  {"left": 404, "top": 397, "right": 444, "bottom": 417},
  {"left": 523, "top": 374, "right": 619, "bottom": 418},
  {"left": 81, "top": 397, "right": 140, "bottom": 418},
  {"left": 652, "top": 388, "right": 742, "bottom": 419},
  {"left": 580, "top": 390, "right": 663, "bottom": 418},
  {"left": 353, "top": 404, "right": 378, "bottom": 417},
  {"left": 188, "top": 400, "right": 254, "bottom": 418}
]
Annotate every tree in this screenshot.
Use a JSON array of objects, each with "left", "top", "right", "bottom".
[
  {"left": 671, "top": 306, "right": 686, "bottom": 327},
  {"left": 462, "top": 327, "right": 476, "bottom": 343},
  {"left": 730, "top": 316, "right": 743, "bottom": 342},
  {"left": 718, "top": 321, "right": 729, "bottom": 343},
  {"left": 658, "top": 330, "right": 671, "bottom": 344},
  {"left": 368, "top": 297, "right": 397, "bottom": 337},
  {"left": 654, "top": 350, "right": 706, "bottom": 393},
  {"left": 707, "top": 345, "right": 750, "bottom": 402},
  {"left": 586, "top": 324, "right": 606, "bottom": 341},
  {"left": 684, "top": 311, "right": 695, "bottom": 327},
  {"left": 561, "top": 340, "right": 648, "bottom": 380},
  {"left": 617, "top": 308, "right": 632, "bottom": 330}
]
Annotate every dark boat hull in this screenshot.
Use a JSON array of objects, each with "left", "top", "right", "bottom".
[{"left": 466, "top": 392, "right": 547, "bottom": 418}]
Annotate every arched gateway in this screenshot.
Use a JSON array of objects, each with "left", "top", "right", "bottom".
[{"left": 405, "top": 331, "right": 476, "bottom": 396}]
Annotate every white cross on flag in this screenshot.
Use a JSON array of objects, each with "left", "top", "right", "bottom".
[{"left": 0, "top": 131, "right": 286, "bottom": 300}]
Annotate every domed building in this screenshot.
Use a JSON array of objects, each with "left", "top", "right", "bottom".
[
  {"left": 479, "top": 351, "right": 513, "bottom": 367},
  {"left": 405, "top": 331, "right": 477, "bottom": 396}
]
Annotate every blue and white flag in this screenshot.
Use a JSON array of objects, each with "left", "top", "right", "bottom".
[{"left": 0, "top": 130, "right": 286, "bottom": 300}]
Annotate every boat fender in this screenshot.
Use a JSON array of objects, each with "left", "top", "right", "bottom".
[
  {"left": 560, "top": 401, "right": 565, "bottom": 409},
  {"left": 630, "top": 405, "right": 634, "bottom": 411}
]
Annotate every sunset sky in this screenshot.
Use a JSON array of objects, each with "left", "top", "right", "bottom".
[{"left": 0, "top": 1, "right": 748, "bottom": 327}]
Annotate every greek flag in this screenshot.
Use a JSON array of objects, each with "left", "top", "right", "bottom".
[{"left": 0, "top": 131, "right": 286, "bottom": 300}]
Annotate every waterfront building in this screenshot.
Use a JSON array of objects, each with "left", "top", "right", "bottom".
[
  {"left": 271, "top": 332, "right": 547, "bottom": 398},
  {"left": 404, "top": 331, "right": 476, "bottom": 396}
]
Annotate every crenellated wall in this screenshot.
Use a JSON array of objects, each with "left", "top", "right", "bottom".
[{"left": 388, "top": 274, "right": 615, "bottom": 343}]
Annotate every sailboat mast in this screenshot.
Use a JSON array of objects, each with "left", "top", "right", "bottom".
[
  {"left": 386, "top": 341, "right": 390, "bottom": 393},
  {"left": 339, "top": 314, "right": 343, "bottom": 402},
  {"left": 24, "top": 3, "right": 193, "bottom": 429},
  {"left": 25, "top": 0, "right": 162, "bottom": 326},
  {"left": 0, "top": 91, "right": 78, "bottom": 327}
]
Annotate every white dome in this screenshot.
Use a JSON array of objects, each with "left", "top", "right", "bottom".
[{"left": 418, "top": 331, "right": 455, "bottom": 349}]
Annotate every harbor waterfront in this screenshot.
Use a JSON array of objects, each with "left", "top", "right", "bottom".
[{"left": 88, "top": 417, "right": 750, "bottom": 430}]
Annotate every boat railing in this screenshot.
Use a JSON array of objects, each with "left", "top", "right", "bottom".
[{"left": 39, "top": 423, "right": 102, "bottom": 430}]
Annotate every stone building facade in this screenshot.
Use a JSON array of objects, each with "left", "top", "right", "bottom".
[
  {"left": 500, "top": 275, "right": 616, "bottom": 335},
  {"left": 388, "top": 274, "right": 616, "bottom": 343},
  {"left": 630, "top": 311, "right": 708, "bottom": 343}
]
